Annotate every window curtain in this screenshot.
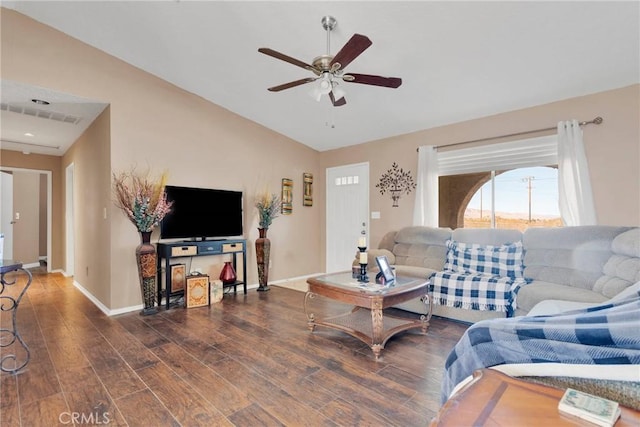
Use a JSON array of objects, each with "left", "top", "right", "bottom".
[
  {"left": 557, "top": 120, "right": 597, "bottom": 225},
  {"left": 413, "top": 145, "right": 438, "bottom": 226},
  {"left": 437, "top": 135, "right": 557, "bottom": 176}
]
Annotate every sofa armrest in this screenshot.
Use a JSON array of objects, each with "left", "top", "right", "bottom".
[{"left": 352, "top": 248, "right": 396, "bottom": 266}]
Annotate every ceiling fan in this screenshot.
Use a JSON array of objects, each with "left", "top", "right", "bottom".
[{"left": 258, "top": 16, "right": 402, "bottom": 107}]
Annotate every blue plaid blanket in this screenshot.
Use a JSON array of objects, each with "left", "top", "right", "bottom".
[
  {"left": 441, "top": 295, "right": 640, "bottom": 403},
  {"left": 430, "top": 271, "right": 525, "bottom": 316},
  {"left": 432, "top": 239, "right": 527, "bottom": 316}
]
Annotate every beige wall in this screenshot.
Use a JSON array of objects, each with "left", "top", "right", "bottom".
[
  {"left": 3, "top": 9, "right": 638, "bottom": 311},
  {"left": 0, "top": 150, "right": 62, "bottom": 269},
  {"left": 62, "top": 108, "right": 112, "bottom": 306},
  {"left": 320, "top": 85, "right": 640, "bottom": 249},
  {"left": 2, "top": 9, "right": 322, "bottom": 311}
]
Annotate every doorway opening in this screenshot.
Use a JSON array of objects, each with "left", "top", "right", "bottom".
[{"left": 0, "top": 167, "right": 52, "bottom": 272}]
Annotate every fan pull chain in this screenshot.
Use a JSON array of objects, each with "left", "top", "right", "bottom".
[{"left": 325, "top": 102, "right": 336, "bottom": 129}]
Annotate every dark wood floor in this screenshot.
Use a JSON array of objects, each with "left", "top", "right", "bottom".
[{"left": 1, "top": 270, "right": 468, "bottom": 426}]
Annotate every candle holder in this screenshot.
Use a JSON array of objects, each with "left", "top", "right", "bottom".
[{"left": 357, "top": 245, "right": 368, "bottom": 282}]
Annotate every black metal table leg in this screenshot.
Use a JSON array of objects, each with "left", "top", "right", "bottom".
[{"left": 0, "top": 261, "right": 33, "bottom": 374}]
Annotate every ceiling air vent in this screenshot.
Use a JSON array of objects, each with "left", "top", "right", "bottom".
[{"left": 0, "top": 102, "right": 82, "bottom": 125}]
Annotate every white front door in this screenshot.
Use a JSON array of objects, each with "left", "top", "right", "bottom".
[
  {"left": 0, "top": 171, "right": 14, "bottom": 259},
  {"left": 326, "top": 163, "right": 369, "bottom": 273}
]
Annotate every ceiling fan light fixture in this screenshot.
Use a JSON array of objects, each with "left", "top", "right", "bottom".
[
  {"left": 332, "top": 82, "right": 346, "bottom": 101},
  {"left": 309, "top": 73, "right": 333, "bottom": 102},
  {"left": 319, "top": 73, "right": 332, "bottom": 94},
  {"left": 309, "top": 86, "right": 323, "bottom": 102}
]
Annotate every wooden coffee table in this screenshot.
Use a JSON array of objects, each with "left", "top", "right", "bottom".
[
  {"left": 305, "top": 272, "right": 432, "bottom": 359},
  {"left": 431, "top": 369, "right": 640, "bottom": 426}
]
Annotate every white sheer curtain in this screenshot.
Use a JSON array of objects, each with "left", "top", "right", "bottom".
[
  {"left": 557, "top": 120, "right": 597, "bottom": 225},
  {"left": 413, "top": 145, "right": 439, "bottom": 226}
]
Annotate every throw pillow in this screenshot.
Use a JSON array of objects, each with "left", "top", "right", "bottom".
[{"left": 444, "top": 239, "right": 525, "bottom": 280}]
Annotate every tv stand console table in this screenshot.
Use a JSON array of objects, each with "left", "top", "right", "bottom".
[{"left": 156, "top": 239, "right": 247, "bottom": 310}]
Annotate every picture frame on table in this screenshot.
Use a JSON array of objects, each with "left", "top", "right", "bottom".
[
  {"left": 375, "top": 255, "right": 395, "bottom": 284},
  {"left": 170, "top": 264, "right": 186, "bottom": 293}
]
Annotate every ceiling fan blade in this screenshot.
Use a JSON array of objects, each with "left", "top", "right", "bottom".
[
  {"left": 329, "top": 91, "right": 346, "bottom": 107},
  {"left": 258, "top": 48, "right": 319, "bottom": 73},
  {"left": 267, "top": 77, "right": 317, "bottom": 92},
  {"left": 329, "top": 34, "right": 372, "bottom": 71},
  {"left": 343, "top": 73, "right": 402, "bottom": 88}
]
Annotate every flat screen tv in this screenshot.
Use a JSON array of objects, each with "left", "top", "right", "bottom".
[{"left": 160, "top": 185, "right": 243, "bottom": 240}]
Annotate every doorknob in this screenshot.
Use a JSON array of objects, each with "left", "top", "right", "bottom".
[{"left": 10, "top": 221, "right": 16, "bottom": 224}]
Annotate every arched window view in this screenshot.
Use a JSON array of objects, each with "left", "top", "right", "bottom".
[{"left": 463, "top": 166, "right": 562, "bottom": 231}]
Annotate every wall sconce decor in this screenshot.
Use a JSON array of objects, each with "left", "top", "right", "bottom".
[
  {"left": 282, "top": 178, "right": 293, "bottom": 214},
  {"left": 303, "top": 173, "right": 313, "bottom": 206},
  {"left": 376, "top": 162, "right": 416, "bottom": 207}
]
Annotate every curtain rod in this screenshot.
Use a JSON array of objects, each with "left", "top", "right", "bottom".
[{"left": 417, "top": 116, "right": 603, "bottom": 152}]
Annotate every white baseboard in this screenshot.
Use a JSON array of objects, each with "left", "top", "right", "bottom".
[
  {"left": 72, "top": 279, "right": 111, "bottom": 315},
  {"left": 23, "top": 262, "right": 40, "bottom": 269},
  {"left": 71, "top": 275, "right": 317, "bottom": 317},
  {"left": 270, "top": 272, "right": 323, "bottom": 285},
  {"left": 72, "top": 279, "right": 142, "bottom": 316},
  {"left": 109, "top": 304, "right": 144, "bottom": 316}
]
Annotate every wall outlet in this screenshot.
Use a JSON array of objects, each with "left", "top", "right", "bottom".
[{"left": 371, "top": 211, "right": 381, "bottom": 219}]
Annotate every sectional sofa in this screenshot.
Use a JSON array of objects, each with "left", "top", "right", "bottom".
[{"left": 366, "top": 225, "right": 639, "bottom": 323}]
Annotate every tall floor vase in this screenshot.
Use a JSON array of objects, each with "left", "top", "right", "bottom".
[
  {"left": 136, "top": 231, "right": 158, "bottom": 315},
  {"left": 256, "top": 228, "right": 271, "bottom": 292}
]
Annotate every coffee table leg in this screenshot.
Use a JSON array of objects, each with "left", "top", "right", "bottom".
[
  {"left": 371, "top": 306, "right": 384, "bottom": 359},
  {"left": 304, "top": 292, "right": 316, "bottom": 331},
  {"left": 420, "top": 293, "right": 433, "bottom": 333}
]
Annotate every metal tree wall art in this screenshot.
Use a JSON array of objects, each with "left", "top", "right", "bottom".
[{"left": 376, "top": 162, "right": 417, "bottom": 207}]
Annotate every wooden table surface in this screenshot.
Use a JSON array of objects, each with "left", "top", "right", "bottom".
[
  {"left": 431, "top": 369, "right": 640, "bottom": 426},
  {"left": 305, "top": 272, "right": 432, "bottom": 359}
]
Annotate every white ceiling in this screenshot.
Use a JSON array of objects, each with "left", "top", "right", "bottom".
[
  {"left": 1, "top": 1, "right": 638, "bottom": 155},
  {"left": 0, "top": 80, "right": 108, "bottom": 155}
]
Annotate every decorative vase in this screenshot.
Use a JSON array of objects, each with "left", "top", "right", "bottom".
[
  {"left": 255, "top": 227, "right": 271, "bottom": 292},
  {"left": 136, "top": 231, "right": 158, "bottom": 315},
  {"left": 220, "top": 261, "right": 237, "bottom": 284}
]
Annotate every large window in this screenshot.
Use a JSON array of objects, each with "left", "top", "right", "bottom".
[
  {"left": 463, "top": 166, "right": 561, "bottom": 231},
  {"left": 418, "top": 125, "right": 596, "bottom": 229}
]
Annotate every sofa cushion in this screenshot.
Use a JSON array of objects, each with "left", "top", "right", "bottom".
[
  {"left": 515, "top": 281, "right": 608, "bottom": 312},
  {"left": 452, "top": 228, "right": 523, "bottom": 246},
  {"left": 378, "top": 231, "right": 399, "bottom": 253},
  {"left": 527, "top": 281, "right": 640, "bottom": 316},
  {"left": 522, "top": 226, "right": 631, "bottom": 291},
  {"left": 393, "top": 265, "right": 437, "bottom": 279},
  {"left": 366, "top": 248, "right": 396, "bottom": 265},
  {"left": 444, "top": 240, "right": 525, "bottom": 280},
  {"left": 393, "top": 226, "right": 451, "bottom": 271},
  {"left": 594, "top": 229, "right": 640, "bottom": 298}
]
